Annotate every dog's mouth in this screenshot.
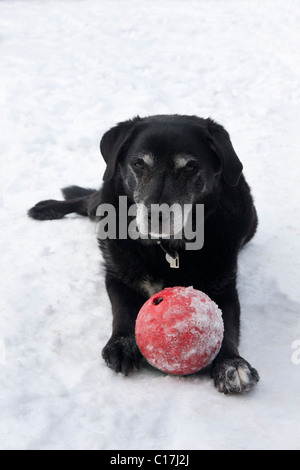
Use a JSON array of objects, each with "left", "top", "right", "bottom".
[
  {"left": 147, "top": 216, "right": 181, "bottom": 238},
  {"left": 136, "top": 204, "right": 191, "bottom": 239}
]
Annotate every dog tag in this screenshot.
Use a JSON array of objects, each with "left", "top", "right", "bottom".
[{"left": 165, "top": 252, "right": 180, "bottom": 269}]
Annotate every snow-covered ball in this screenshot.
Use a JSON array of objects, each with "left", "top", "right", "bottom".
[{"left": 135, "top": 286, "right": 224, "bottom": 375}]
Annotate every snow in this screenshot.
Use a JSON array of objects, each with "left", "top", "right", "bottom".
[{"left": 0, "top": 0, "right": 300, "bottom": 450}]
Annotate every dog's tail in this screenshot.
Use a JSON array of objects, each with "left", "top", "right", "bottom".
[
  {"left": 60, "top": 185, "right": 98, "bottom": 217},
  {"left": 62, "top": 185, "right": 97, "bottom": 201}
]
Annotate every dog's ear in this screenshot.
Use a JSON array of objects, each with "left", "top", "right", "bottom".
[
  {"left": 206, "top": 119, "right": 243, "bottom": 186},
  {"left": 100, "top": 117, "right": 141, "bottom": 181}
]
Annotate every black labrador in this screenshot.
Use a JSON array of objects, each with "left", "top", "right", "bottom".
[{"left": 29, "top": 114, "right": 260, "bottom": 393}]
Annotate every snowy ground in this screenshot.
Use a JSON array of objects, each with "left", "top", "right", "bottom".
[{"left": 0, "top": 0, "right": 300, "bottom": 450}]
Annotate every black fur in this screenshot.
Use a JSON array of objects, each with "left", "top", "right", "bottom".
[{"left": 28, "top": 114, "right": 260, "bottom": 393}]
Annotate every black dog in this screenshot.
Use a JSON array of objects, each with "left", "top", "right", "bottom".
[{"left": 29, "top": 114, "right": 259, "bottom": 393}]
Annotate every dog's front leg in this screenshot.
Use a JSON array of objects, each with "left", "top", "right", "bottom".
[
  {"left": 211, "top": 285, "right": 260, "bottom": 394},
  {"left": 102, "top": 275, "right": 145, "bottom": 375}
]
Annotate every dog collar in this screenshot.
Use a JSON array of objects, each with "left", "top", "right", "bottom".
[{"left": 157, "top": 241, "right": 180, "bottom": 269}]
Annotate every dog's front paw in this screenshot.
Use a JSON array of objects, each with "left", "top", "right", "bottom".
[
  {"left": 28, "top": 200, "right": 64, "bottom": 220},
  {"left": 102, "top": 334, "right": 142, "bottom": 376},
  {"left": 212, "top": 357, "right": 259, "bottom": 394}
]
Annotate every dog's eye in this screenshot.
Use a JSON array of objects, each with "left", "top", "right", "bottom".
[
  {"left": 133, "top": 159, "right": 145, "bottom": 170},
  {"left": 184, "top": 161, "right": 198, "bottom": 172}
]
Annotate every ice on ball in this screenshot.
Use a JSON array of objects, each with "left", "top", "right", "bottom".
[{"left": 135, "top": 286, "right": 224, "bottom": 375}]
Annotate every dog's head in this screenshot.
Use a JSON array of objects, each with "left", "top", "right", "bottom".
[{"left": 100, "top": 114, "right": 243, "bottom": 238}]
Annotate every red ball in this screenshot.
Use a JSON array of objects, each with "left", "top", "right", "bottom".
[{"left": 135, "top": 286, "right": 224, "bottom": 375}]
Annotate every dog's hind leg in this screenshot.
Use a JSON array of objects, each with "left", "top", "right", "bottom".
[{"left": 28, "top": 186, "right": 97, "bottom": 220}]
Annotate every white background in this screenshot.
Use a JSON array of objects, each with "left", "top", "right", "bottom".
[{"left": 0, "top": 0, "right": 299, "bottom": 450}]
